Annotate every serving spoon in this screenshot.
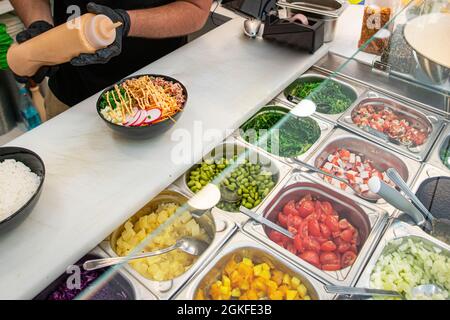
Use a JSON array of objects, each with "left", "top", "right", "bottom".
[
  {"left": 386, "top": 168, "right": 450, "bottom": 243},
  {"left": 325, "top": 284, "right": 445, "bottom": 300},
  {"left": 83, "top": 237, "right": 209, "bottom": 271}
]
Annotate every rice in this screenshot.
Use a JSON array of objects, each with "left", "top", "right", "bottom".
[{"left": 0, "top": 159, "right": 41, "bottom": 221}]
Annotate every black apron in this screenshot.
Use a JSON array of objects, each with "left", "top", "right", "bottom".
[{"left": 49, "top": 0, "right": 187, "bottom": 106}]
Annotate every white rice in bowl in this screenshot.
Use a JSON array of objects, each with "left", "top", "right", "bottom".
[{"left": 0, "top": 159, "right": 41, "bottom": 221}]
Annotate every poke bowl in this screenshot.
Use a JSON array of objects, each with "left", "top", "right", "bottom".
[
  {"left": 0, "top": 146, "right": 45, "bottom": 233},
  {"left": 96, "top": 74, "right": 188, "bottom": 138}
]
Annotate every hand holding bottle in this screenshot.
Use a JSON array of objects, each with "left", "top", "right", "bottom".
[
  {"left": 14, "top": 21, "right": 59, "bottom": 84},
  {"left": 70, "top": 2, "right": 131, "bottom": 66}
]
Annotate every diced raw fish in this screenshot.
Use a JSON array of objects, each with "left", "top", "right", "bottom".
[
  {"left": 323, "top": 162, "right": 334, "bottom": 171},
  {"left": 360, "top": 171, "right": 370, "bottom": 179},
  {"left": 349, "top": 153, "right": 356, "bottom": 164},
  {"left": 360, "top": 184, "right": 369, "bottom": 192}
]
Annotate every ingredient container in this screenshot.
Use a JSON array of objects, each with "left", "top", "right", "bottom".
[
  {"left": 356, "top": 220, "right": 450, "bottom": 300},
  {"left": 100, "top": 188, "right": 236, "bottom": 299},
  {"left": 34, "top": 247, "right": 156, "bottom": 300},
  {"left": 178, "top": 138, "right": 291, "bottom": 224},
  {"left": 278, "top": 72, "right": 364, "bottom": 123},
  {"left": 426, "top": 123, "right": 450, "bottom": 172},
  {"left": 237, "top": 105, "right": 334, "bottom": 164},
  {"left": 307, "top": 128, "right": 421, "bottom": 213},
  {"left": 357, "top": 0, "right": 394, "bottom": 55},
  {"left": 243, "top": 172, "right": 388, "bottom": 286},
  {"left": 174, "top": 231, "right": 335, "bottom": 300},
  {"left": 262, "top": 13, "right": 325, "bottom": 53},
  {"left": 278, "top": 0, "right": 348, "bottom": 42},
  {"left": 410, "top": 163, "right": 450, "bottom": 244},
  {"left": 338, "top": 90, "right": 445, "bottom": 162}
]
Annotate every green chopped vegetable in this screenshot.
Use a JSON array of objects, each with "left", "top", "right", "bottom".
[
  {"left": 99, "top": 87, "right": 128, "bottom": 110},
  {"left": 240, "top": 107, "right": 321, "bottom": 158},
  {"left": 286, "top": 79, "right": 354, "bottom": 114},
  {"left": 370, "top": 237, "right": 450, "bottom": 300}
]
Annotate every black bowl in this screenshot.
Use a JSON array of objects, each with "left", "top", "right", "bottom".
[
  {"left": 0, "top": 147, "right": 45, "bottom": 233},
  {"left": 96, "top": 74, "right": 188, "bottom": 139}
]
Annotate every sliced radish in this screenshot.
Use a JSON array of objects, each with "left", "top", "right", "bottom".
[
  {"left": 132, "top": 110, "right": 148, "bottom": 127},
  {"left": 144, "top": 108, "right": 162, "bottom": 124},
  {"left": 125, "top": 111, "right": 141, "bottom": 127}
]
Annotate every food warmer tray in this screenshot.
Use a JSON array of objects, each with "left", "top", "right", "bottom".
[
  {"left": 276, "top": 71, "right": 366, "bottom": 124},
  {"left": 173, "top": 137, "right": 292, "bottom": 225},
  {"left": 305, "top": 127, "right": 422, "bottom": 214},
  {"left": 425, "top": 122, "right": 450, "bottom": 173},
  {"left": 355, "top": 220, "right": 450, "bottom": 299},
  {"left": 174, "top": 231, "right": 336, "bottom": 300},
  {"left": 99, "top": 187, "right": 237, "bottom": 300},
  {"left": 338, "top": 90, "right": 446, "bottom": 162},
  {"left": 35, "top": 247, "right": 157, "bottom": 300},
  {"left": 242, "top": 172, "right": 389, "bottom": 287},
  {"left": 233, "top": 105, "right": 335, "bottom": 165}
]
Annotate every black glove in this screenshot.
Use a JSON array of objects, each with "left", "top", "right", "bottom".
[
  {"left": 70, "top": 2, "right": 130, "bottom": 67},
  {"left": 14, "top": 21, "right": 59, "bottom": 84}
]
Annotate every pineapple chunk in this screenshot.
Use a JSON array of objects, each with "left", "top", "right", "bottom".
[
  {"left": 291, "top": 276, "right": 301, "bottom": 289},
  {"left": 297, "top": 284, "right": 307, "bottom": 298},
  {"left": 286, "top": 290, "right": 298, "bottom": 300}
]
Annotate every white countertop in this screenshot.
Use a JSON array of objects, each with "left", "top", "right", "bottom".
[{"left": 0, "top": 17, "right": 328, "bottom": 299}]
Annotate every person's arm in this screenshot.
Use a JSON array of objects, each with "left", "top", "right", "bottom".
[
  {"left": 9, "top": 0, "right": 53, "bottom": 27},
  {"left": 127, "top": 0, "right": 212, "bottom": 38}
]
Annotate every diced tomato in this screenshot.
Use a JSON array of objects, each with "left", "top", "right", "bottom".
[
  {"left": 325, "top": 215, "right": 339, "bottom": 232},
  {"left": 283, "top": 200, "right": 298, "bottom": 217},
  {"left": 299, "top": 251, "right": 320, "bottom": 268},
  {"left": 349, "top": 244, "right": 358, "bottom": 254},
  {"left": 340, "top": 229, "right": 354, "bottom": 242},
  {"left": 341, "top": 251, "right": 357, "bottom": 268},
  {"left": 269, "top": 230, "right": 289, "bottom": 246},
  {"left": 320, "top": 201, "right": 333, "bottom": 215},
  {"left": 320, "top": 241, "right": 337, "bottom": 252},
  {"left": 320, "top": 252, "right": 339, "bottom": 265},
  {"left": 338, "top": 218, "right": 351, "bottom": 230},
  {"left": 322, "top": 263, "right": 341, "bottom": 271},
  {"left": 278, "top": 212, "right": 288, "bottom": 228},
  {"left": 287, "top": 226, "right": 297, "bottom": 235},
  {"left": 297, "top": 200, "right": 315, "bottom": 218},
  {"left": 320, "top": 224, "right": 331, "bottom": 238},
  {"left": 287, "top": 214, "right": 302, "bottom": 229},
  {"left": 286, "top": 243, "right": 297, "bottom": 255},
  {"left": 297, "top": 220, "right": 309, "bottom": 238},
  {"left": 337, "top": 242, "right": 351, "bottom": 253},
  {"left": 303, "top": 236, "right": 320, "bottom": 253},
  {"left": 308, "top": 219, "right": 321, "bottom": 237},
  {"left": 293, "top": 234, "right": 305, "bottom": 253}
]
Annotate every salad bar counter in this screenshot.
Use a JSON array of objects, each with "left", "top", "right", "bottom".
[{"left": 1, "top": 3, "right": 450, "bottom": 301}]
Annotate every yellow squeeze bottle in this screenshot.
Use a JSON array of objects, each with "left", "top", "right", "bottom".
[{"left": 7, "top": 13, "right": 121, "bottom": 77}]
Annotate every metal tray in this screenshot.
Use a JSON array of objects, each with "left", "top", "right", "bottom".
[
  {"left": 174, "top": 231, "right": 335, "bottom": 300},
  {"left": 276, "top": 72, "right": 364, "bottom": 123},
  {"left": 242, "top": 172, "right": 388, "bottom": 286},
  {"left": 305, "top": 127, "right": 422, "bottom": 214},
  {"left": 100, "top": 188, "right": 237, "bottom": 300},
  {"left": 234, "top": 104, "right": 335, "bottom": 165},
  {"left": 356, "top": 220, "right": 450, "bottom": 298},
  {"left": 34, "top": 247, "right": 157, "bottom": 300},
  {"left": 175, "top": 137, "right": 292, "bottom": 225},
  {"left": 338, "top": 90, "right": 446, "bottom": 162},
  {"left": 277, "top": 0, "right": 347, "bottom": 18},
  {"left": 426, "top": 122, "right": 450, "bottom": 172}
]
